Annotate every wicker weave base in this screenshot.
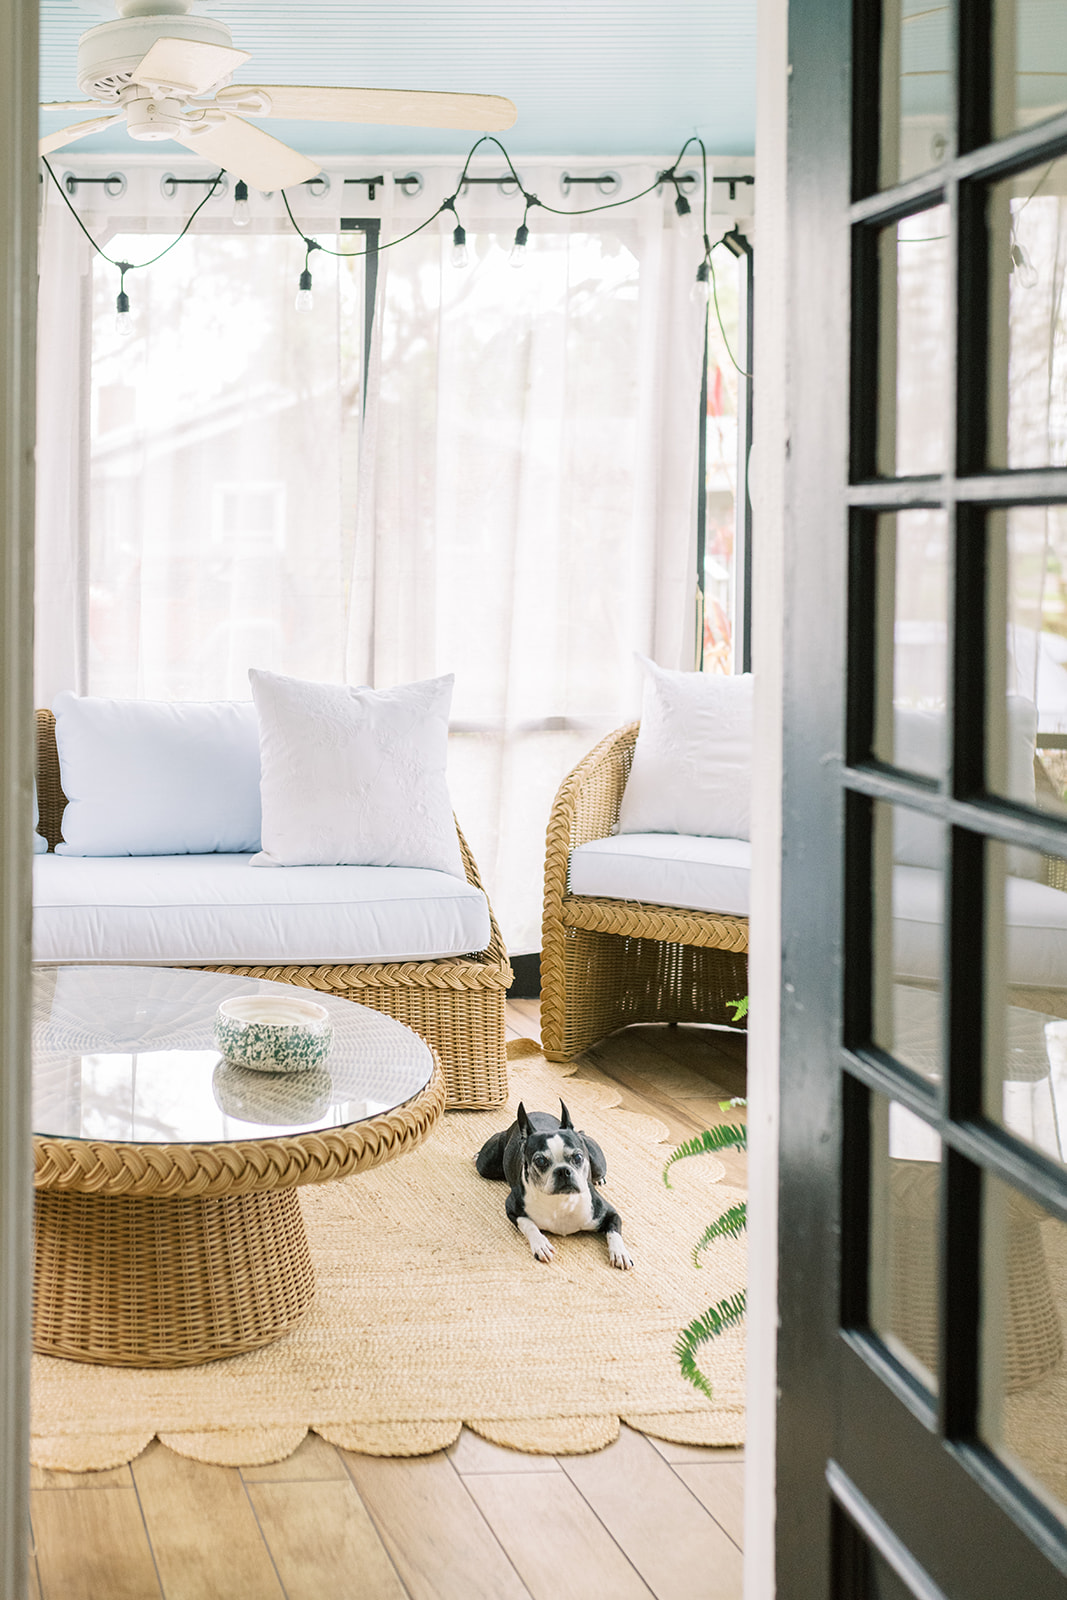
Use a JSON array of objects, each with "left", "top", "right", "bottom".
[
  {"left": 540, "top": 724, "right": 750, "bottom": 1063},
  {"left": 34, "top": 1186, "right": 315, "bottom": 1368},
  {"left": 889, "top": 1162, "right": 1063, "bottom": 1391}
]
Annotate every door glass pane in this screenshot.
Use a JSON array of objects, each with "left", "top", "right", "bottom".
[
  {"left": 980, "top": 1171, "right": 1067, "bottom": 1522},
  {"left": 985, "top": 839, "right": 1067, "bottom": 1167},
  {"left": 992, "top": 0, "right": 1067, "bottom": 139},
  {"left": 986, "top": 506, "right": 1067, "bottom": 813},
  {"left": 880, "top": 0, "right": 952, "bottom": 188},
  {"left": 870, "top": 1089, "right": 942, "bottom": 1391},
  {"left": 873, "top": 800, "right": 946, "bottom": 1083},
  {"left": 986, "top": 156, "right": 1067, "bottom": 471},
  {"left": 873, "top": 510, "right": 950, "bottom": 774},
  {"left": 878, "top": 208, "right": 951, "bottom": 477}
]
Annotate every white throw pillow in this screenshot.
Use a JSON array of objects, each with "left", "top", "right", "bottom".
[
  {"left": 53, "top": 693, "right": 262, "bottom": 856},
  {"left": 616, "top": 659, "right": 753, "bottom": 840},
  {"left": 249, "top": 669, "right": 466, "bottom": 877}
]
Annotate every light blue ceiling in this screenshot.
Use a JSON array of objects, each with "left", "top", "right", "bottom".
[{"left": 39, "top": 0, "right": 757, "bottom": 162}]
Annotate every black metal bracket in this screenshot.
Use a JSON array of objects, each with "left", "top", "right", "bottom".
[
  {"left": 63, "top": 171, "right": 126, "bottom": 198},
  {"left": 459, "top": 173, "right": 521, "bottom": 194},
  {"left": 560, "top": 171, "right": 621, "bottom": 196},
  {"left": 713, "top": 174, "right": 755, "bottom": 202},
  {"left": 160, "top": 172, "right": 226, "bottom": 199},
  {"left": 344, "top": 173, "right": 422, "bottom": 199}
]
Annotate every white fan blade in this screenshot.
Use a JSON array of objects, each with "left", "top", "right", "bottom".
[
  {"left": 39, "top": 114, "right": 124, "bottom": 156},
  {"left": 175, "top": 112, "right": 320, "bottom": 190},
  {"left": 132, "top": 37, "right": 251, "bottom": 98},
  {"left": 40, "top": 99, "right": 108, "bottom": 112},
  {"left": 216, "top": 83, "right": 517, "bottom": 131}
]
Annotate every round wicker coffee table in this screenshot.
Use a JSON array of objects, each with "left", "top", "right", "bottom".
[{"left": 32, "top": 965, "right": 445, "bottom": 1367}]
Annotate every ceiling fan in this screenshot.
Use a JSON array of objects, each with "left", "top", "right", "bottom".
[{"left": 40, "top": 0, "right": 517, "bottom": 192}]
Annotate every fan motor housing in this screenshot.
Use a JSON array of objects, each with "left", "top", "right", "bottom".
[{"left": 77, "top": 13, "right": 237, "bottom": 101}]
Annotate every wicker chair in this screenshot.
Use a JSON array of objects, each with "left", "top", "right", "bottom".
[
  {"left": 35, "top": 710, "right": 511, "bottom": 1111},
  {"left": 540, "top": 722, "right": 749, "bottom": 1062}
]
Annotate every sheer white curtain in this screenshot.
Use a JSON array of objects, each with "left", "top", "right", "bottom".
[
  {"left": 348, "top": 167, "right": 706, "bottom": 947},
  {"left": 35, "top": 163, "right": 707, "bottom": 950},
  {"left": 35, "top": 175, "right": 369, "bottom": 703},
  {"left": 36, "top": 190, "right": 91, "bottom": 704}
]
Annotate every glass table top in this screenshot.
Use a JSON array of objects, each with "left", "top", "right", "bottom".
[{"left": 32, "top": 966, "right": 435, "bottom": 1144}]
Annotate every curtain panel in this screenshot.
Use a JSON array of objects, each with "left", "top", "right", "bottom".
[{"left": 35, "top": 162, "right": 708, "bottom": 950}]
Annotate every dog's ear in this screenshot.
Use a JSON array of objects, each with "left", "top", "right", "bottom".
[
  {"left": 579, "top": 1131, "right": 609, "bottom": 1187},
  {"left": 516, "top": 1102, "right": 530, "bottom": 1137},
  {"left": 559, "top": 1099, "right": 574, "bottom": 1129}
]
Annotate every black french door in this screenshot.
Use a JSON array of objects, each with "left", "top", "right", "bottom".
[{"left": 781, "top": 2, "right": 1067, "bottom": 1594}]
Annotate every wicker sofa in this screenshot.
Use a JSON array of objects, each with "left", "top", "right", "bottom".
[
  {"left": 540, "top": 722, "right": 749, "bottom": 1061},
  {"left": 34, "top": 709, "right": 511, "bottom": 1110}
]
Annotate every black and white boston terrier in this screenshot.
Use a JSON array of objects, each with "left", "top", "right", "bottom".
[{"left": 475, "top": 1100, "right": 634, "bottom": 1270}]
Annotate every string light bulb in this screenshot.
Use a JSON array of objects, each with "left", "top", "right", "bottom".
[
  {"left": 451, "top": 222, "right": 469, "bottom": 269},
  {"left": 295, "top": 240, "right": 319, "bottom": 311},
  {"left": 232, "top": 178, "right": 250, "bottom": 227},
  {"left": 674, "top": 190, "right": 700, "bottom": 238},
  {"left": 510, "top": 221, "right": 529, "bottom": 268},
  {"left": 114, "top": 262, "right": 134, "bottom": 336},
  {"left": 690, "top": 259, "right": 711, "bottom": 306},
  {"left": 295, "top": 267, "right": 314, "bottom": 312}
]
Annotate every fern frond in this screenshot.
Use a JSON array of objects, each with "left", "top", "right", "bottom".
[
  {"left": 729, "top": 996, "right": 749, "bottom": 1022},
  {"left": 693, "top": 1202, "right": 747, "bottom": 1265},
  {"left": 674, "top": 1291, "right": 748, "bottom": 1399},
  {"left": 663, "top": 1123, "right": 747, "bottom": 1187}
]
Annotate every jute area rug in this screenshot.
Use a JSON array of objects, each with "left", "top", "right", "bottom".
[{"left": 31, "top": 1040, "right": 746, "bottom": 1471}]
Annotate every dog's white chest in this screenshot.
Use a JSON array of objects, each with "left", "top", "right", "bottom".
[{"left": 524, "top": 1185, "right": 595, "bottom": 1236}]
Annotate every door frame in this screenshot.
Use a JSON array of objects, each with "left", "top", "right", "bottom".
[{"left": 0, "top": 2, "right": 40, "bottom": 1597}]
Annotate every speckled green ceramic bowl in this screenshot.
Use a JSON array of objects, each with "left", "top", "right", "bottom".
[{"left": 214, "top": 995, "right": 334, "bottom": 1075}]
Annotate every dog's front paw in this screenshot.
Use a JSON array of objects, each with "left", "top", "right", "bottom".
[
  {"left": 517, "top": 1217, "right": 555, "bottom": 1262},
  {"left": 607, "top": 1231, "right": 634, "bottom": 1271}
]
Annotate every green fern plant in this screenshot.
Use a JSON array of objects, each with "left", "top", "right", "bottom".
[
  {"left": 665, "top": 997, "right": 748, "bottom": 1399},
  {"left": 674, "top": 1291, "right": 747, "bottom": 1400}
]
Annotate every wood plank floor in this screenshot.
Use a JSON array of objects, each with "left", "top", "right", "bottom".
[{"left": 29, "top": 1003, "right": 748, "bottom": 1600}]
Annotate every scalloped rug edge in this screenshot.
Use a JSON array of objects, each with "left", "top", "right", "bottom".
[{"left": 32, "top": 1403, "right": 746, "bottom": 1472}]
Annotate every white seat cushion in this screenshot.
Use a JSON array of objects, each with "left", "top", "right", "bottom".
[
  {"left": 33, "top": 854, "right": 491, "bottom": 966},
  {"left": 568, "top": 834, "right": 751, "bottom": 918},
  {"left": 893, "top": 866, "right": 1067, "bottom": 989}
]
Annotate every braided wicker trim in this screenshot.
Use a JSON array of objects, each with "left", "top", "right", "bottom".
[
  {"left": 34, "top": 1056, "right": 446, "bottom": 1198},
  {"left": 562, "top": 894, "right": 750, "bottom": 952},
  {"left": 198, "top": 956, "right": 507, "bottom": 992}
]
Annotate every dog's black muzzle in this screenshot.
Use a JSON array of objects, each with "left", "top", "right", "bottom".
[{"left": 551, "top": 1169, "right": 581, "bottom": 1194}]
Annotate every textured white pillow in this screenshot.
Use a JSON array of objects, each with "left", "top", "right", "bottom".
[
  {"left": 53, "top": 693, "right": 262, "bottom": 856},
  {"left": 249, "top": 669, "right": 465, "bottom": 877},
  {"left": 616, "top": 659, "right": 754, "bottom": 839}
]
